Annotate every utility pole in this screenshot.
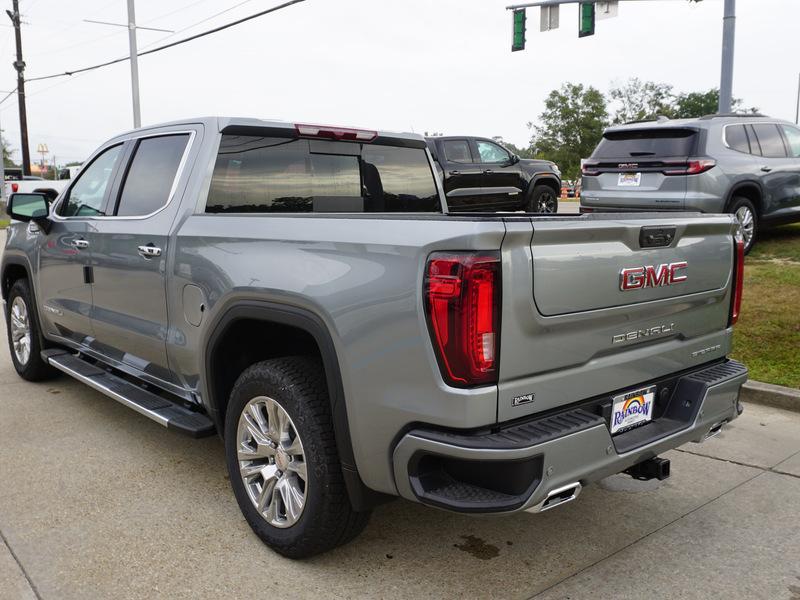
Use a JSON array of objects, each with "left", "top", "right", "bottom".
[
  {"left": 84, "top": 2, "right": 173, "bottom": 129},
  {"left": 6, "top": 0, "right": 31, "bottom": 176},
  {"left": 795, "top": 72, "right": 799, "bottom": 125},
  {"left": 718, "top": 0, "right": 735, "bottom": 113},
  {"left": 127, "top": 0, "right": 141, "bottom": 128}
]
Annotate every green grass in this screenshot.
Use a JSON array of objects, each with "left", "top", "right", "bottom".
[
  {"left": 0, "top": 219, "right": 8, "bottom": 229},
  {"left": 730, "top": 223, "right": 800, "bottom": 389}
]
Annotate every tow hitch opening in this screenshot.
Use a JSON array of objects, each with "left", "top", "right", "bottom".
[{"left": 624, "top": 456, "right": 671, "bottom": 481}]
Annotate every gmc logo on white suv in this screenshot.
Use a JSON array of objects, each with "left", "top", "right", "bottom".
[{"left": 620, "top": 262, "right": 688, "bottom": 291}]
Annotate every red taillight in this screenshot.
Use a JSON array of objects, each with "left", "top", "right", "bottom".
[
  {"left": 581, "top": 159, "right": 599, "bottom": 176},
  {"left": 425, "top": 252, "right": 501, "bottom": 387},
  {"left": 295, "top": 123, "right": 377, "bottom": 142},
  {"left": 663, "top": 159, "right": 716, "bottom": 176},
  {"left": 11, "top": 183, "right": 18, "bottom": 193},
  {"left": 729, "top": 234, "right": 745, "bottom": 326}
]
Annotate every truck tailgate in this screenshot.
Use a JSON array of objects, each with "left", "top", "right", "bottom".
[{"left": 497, "top": 213, "right": 736, "bottom": 423}]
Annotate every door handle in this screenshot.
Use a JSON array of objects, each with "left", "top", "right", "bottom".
[
  {"left": 71, "top": 239, "right": 90, "bottom": 250},
  {"left": 448, "top": 170, "right": 461, "bottom": 176},
  {"left": 137, "top": 244, "right": 162, "bottom": 259},
  {"left": 483, "top": 169, "right": 494, "bottom": 174},
  {"left": 761, "top": 166, "right": 772, "bottom": 172}
]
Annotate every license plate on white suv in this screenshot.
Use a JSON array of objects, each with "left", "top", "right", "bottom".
[{"left": 610, "top": 385, "right": 656, "bottom": 434}]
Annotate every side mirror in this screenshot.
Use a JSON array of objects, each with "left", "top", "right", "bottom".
[
  {"left": 7, "top": 192, "right": 51, "bottom": 233},
  {"left": 510, "top": 154, "right": 520, "bottom": 165}
]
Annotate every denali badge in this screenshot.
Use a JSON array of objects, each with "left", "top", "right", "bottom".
[
  {"left": 512, "top": 393, "right": 535, "bottom": 407},
  {"left": 612, "top": 323, "right": 675, "bottom": 344},
  {"left": 620, "top": 262, "right": 687, "bottom": 291}
]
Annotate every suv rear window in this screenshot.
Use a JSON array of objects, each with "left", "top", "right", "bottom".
[
  {"left": 592, "top": 128, "right": 698, "bottom": 159},
  {"left": 206, "top": 136, "right": 440, "bottom": 213}
]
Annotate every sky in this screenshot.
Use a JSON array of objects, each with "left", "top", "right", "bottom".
[{"left": 0, "top": 0, "right": 798, "bottom": 165}]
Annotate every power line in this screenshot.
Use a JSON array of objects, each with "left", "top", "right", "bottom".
[{"left": 24, "top": 0, "right": 307, "bottom": 84}]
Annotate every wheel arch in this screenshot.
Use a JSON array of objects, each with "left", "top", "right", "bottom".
[
  {"left": 1, "top": 256, "right": 30, "bottom": 301},
  {"left": 725, "top": 181, "right": 763, "bottom": 215},
  {"left": 202, "top": 299, "right": 390, "bottom": 510},
  {"left": 529, "top": 174, "right": 561, "bottom": 197}
]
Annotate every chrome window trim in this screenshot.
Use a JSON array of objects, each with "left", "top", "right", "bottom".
[{"left": 51, "top": 129, "right": 197, "bottom": 222}]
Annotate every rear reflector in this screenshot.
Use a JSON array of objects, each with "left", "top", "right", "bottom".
[
  {"left": 729, "top": 234, "right": 745, "bottom": 326},
  {"left": 295, "top": 123, "right": 377, "bottom": 142},
  {"left": 425, "top": 252, "right": 501, "bottom": 387}
]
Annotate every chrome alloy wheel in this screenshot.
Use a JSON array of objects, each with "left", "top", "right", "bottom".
[
  {"left": 735, "top": 205, "right": 755, "bottom": 249},
  {"left": 237, "top": 395, "right": 308, "bottom": 528},
  {"left": 10, "top": 296, "right": 31, "bottom": 366}
]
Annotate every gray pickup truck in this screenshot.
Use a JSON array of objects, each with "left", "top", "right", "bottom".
[{"left": 2, "top": 117, "right": 748, "bottom": 558}]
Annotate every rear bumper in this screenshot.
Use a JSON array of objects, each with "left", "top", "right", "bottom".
[{"left": 392, "top": 360, "right": 747, "bottom": 514}]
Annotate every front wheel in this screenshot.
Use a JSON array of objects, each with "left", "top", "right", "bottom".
[
  {"left": 224, "top": 356, "right": 370, "bottom": 558},
  {"left": 527, "top": 184, "right": 559, "bottom": 213},
  {"left": 5, "top": 279, "right": 57, "bottom": 381}
]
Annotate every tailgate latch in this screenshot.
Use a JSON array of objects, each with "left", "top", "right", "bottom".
[{"left": 639, "top": 226, "right": 676, "bottom": 248}]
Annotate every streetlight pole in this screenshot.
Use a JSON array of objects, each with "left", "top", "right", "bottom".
[
  {"left": 127, "top": 0, "right": 141, "bottom": 128},
  {"left": 84, "top": 3, "right": 173, "bottom": 129},
  {"left": 718, "top": 0, "right": 735, "bottom": 113}
]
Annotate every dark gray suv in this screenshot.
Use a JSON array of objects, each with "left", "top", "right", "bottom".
[{"left": 580, "top": 114, "right": 800, "bottom": 252}]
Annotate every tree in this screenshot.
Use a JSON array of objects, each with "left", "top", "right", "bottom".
[
  {"left": 609, "top": 78, "right": 674, "bottom": 124},
  {"left": 493, "top": 137, "right": 535, "bottom": 159},
  {"left": 1, "top": 133, "right": 17, "bottom": 168},
  {"left": 529, "top": 83, "right": 608, "bottom": 180},
  {"left": 671, "top": 88, "right": 758, "bottom": 118}
]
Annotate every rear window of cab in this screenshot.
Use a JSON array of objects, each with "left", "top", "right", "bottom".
[{"left": 205, "top": 135, "right": 441, "bottom": 214}]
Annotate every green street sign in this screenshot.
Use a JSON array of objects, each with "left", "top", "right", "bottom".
[
  {"left": 512, "top": 8, "right": 526, "bottom": 51},
  {"left": 579, "top": 2, "right": 595, "bottom": 37}
]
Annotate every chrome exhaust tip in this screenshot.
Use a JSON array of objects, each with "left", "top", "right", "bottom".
[
  {"left": 531, "top": 482, "right": 582, "bottom": 513},
  {"left": 703, "top": 420, "right": 727, "bottom": 442}
]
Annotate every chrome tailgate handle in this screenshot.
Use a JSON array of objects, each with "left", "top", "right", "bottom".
[
  {"left": 137, "top": 244, "right": 162, "bottom": 258},
  {"left": 71, "top": 239, "right": 90, "bottom": 249}
]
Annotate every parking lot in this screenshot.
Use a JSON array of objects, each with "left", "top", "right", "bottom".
[{"left": 0, "top": 259, "right": 798, "bottom": 599}]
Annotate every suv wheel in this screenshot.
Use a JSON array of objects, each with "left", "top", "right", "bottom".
[
  {"left": 5, "top": 279, "right": 57, "bottom": 381},
  {"left": 528, "top": 184, "right": 559, "bottom": 214},
  {"left": 730, "top": 197, "right": 758, "bottom": 254},
  {"left": 224, "top": 356, "right": 370, "bottom": 558}
]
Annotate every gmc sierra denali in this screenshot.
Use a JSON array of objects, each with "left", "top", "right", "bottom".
[{"left": 2, "top": 117, "right": 747, "bottom": 558}]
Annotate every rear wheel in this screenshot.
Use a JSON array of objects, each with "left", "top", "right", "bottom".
[
  {"left": 5, "top": 279, "right": 57, "bottom": 381},
  {"left": 729, "top": 196, "right": 758, "bottom": 254},
  {"left": 224, "top": 356, "right": 370, "bottom": 558},
  {"left": 528, "top": 184, "right": 559, "bottom": 213}
]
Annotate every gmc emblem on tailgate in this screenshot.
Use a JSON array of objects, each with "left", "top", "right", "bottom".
[{"left": 620, "top": 262, "right": 688, "bottom": 291}]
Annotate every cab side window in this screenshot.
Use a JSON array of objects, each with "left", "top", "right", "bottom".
[
  {"left": 58, "top": 144, "right": 123, "bottom": 217},
  {"left": 114, "top": 134, "right": 190, "bottom": 217},
  {"left": 476, "top": 140, "right": 511, "bottom": 164},
  {"left": 442, "top": 140, "right": 473, "bottom": 164}
]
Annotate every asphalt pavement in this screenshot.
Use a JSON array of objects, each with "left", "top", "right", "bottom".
[{"left": 1, "top": 228, "right": 799, "bottom": 600}]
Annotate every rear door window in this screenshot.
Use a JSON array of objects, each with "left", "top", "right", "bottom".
[
  {"left": 751, "top": 124, "right": 787, "bottom": 158},
  {"left": 442, "top": 140, "right": 473, "bottom": 163},
  {"left": 725, "top": 125, "right": 751, "bottom": 154},
  {"left": 206, "top": 135, "right": 440, "bottom": 213},
  {"left": 115, "top": 134, "right": 190, "bottom": 217},
  {"left": 593, "top": 129, "right": 697, "bottom": 158}
]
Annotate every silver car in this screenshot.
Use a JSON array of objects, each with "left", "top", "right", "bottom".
[{"left": 580, "top": 114, "right": 800, "bottom": 252}]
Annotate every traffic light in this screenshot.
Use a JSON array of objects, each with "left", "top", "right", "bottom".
[
  {"left": 578, "top": 2, "right": 595, "bottom": 37},
  {"left": 512, "top": 8, "right": 526, "bottom": 51}
]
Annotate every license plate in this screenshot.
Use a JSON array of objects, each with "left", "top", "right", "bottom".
[
  {"left": 610, "top": 385, "right": 656, "bottom": 434},
  {"left": 618, "top": 172, "right": 641, "bottom": 187}
]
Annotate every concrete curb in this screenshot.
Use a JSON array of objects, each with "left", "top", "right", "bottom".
[{"left": 740, "top": 380, "right": 800, "bottom": 413}]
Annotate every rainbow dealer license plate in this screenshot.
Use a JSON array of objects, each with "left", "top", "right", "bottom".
[{"left": 610, "top": 385, "right": 656, "bottom": 434}]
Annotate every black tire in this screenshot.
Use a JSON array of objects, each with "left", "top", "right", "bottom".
[
  {"left": 224, "top": 356, "right": 370, "bottom": 558},
  {"left": 728, "top": 196, "right": 758, "bottom": 254},
  {"left": 528, "top": 184, "right": 559, "bottom": 214},
  {"left": 5, "top": 279, "right": 58, "bottom": 381}
]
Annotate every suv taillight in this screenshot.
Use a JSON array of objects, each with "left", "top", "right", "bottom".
[
  {"left": 581, "top": 159, "right": 599, "bottom": 176},
  {"left": 663, "top": 159, "right": 716, "bottom": 176},
  {"left": 729, "top": 233, "right": 745, "bottom": 326},
  {"left": 425, "top": 252, "right": 501, "bottom": 387}
]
